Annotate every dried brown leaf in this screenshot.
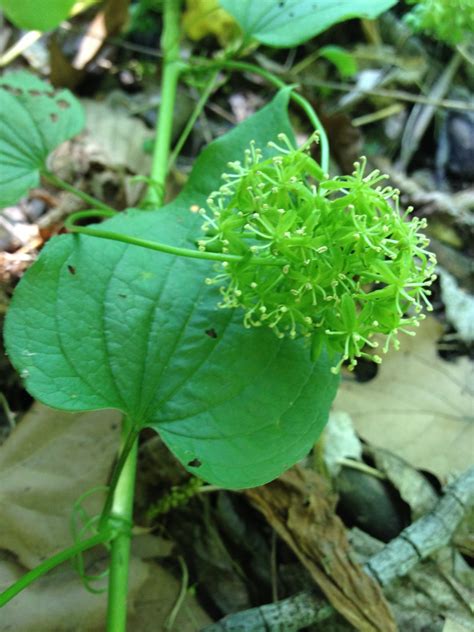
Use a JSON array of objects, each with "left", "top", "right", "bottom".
[
  {"left": 72, "top": 0, "right": 130, "bottom": 70},
  {"left": 245, "top": 466, "right": 397, "bottom": 632},
  {"left": 0, "top": 402, "right": 121, "bottom": 567},
  {"left": 368, "top": 447, "right": 439, "bottom": 521},
  {"left": 0, "top": 554, "right": 148, "bottom": 632},
  {"left": 127, "top": 561, "right": 214, "bottom": 631},
  {"left": 335, "top": 317, "right": 474, "bottom": 480}
]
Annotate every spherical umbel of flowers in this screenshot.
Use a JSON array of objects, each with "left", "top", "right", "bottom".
[{"left": 199, "top": 133, "right": 437, "bottom": 373}]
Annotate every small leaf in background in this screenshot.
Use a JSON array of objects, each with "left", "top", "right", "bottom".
[
  {"left": 4, "top": 90, "right": 339, "bottom": 489},
  {"left": 218, "top": 0, "right": 398, "bottom": 48},
  {"left": 0, "top": 0, "right": 76, "bottom": 31},
  {"left": 319, "top": 45, "right": 358, "bottom": 78},
  {"left": 182, "top": 0, "right": 238, "bottom": 45},
  {"left": 0, "top": 72, "right": 84, "bottom": 207}
]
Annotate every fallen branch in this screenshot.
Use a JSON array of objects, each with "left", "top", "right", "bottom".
[
  {"left": 366, "top": 466, "right": 474, "bottom": 586},
  {"left": 203, "top": 591, "right": 333, "bottom": 632},
  {"left": 203, "top": 466, "right": 474, "bottom": 632}
]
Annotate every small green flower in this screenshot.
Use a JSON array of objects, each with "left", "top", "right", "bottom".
[{"left": 200, "top": 134, "right": 437, "bottom": 373}]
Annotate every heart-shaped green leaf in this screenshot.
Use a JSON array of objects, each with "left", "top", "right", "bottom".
[
  {"left": 0, "top": 72, "right": 84, "bottom": 207},
  {"left": 0, "top": 0, "right": 75, "bottom": 31},
  {"left": 4, "top": 90, "right": 339, "bottom": 488},
  {"left": 219, "top": 0, "right": 398, "bottom": 47}
]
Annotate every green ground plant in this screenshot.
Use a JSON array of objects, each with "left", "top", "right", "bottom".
[
  {"left": 406, "top": 0, "right": 474, "bottom": 46},
  {"left": 0, "top": 0, "right": 437, "bottom": 629}
]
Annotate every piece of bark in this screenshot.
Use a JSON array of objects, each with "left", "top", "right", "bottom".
[
  {"left": 203, "top": 466, "right": 474, "bottom": 632},
  {"left": 245, "top": 467, "right": 397, "bottom": 632},
  {"left": 203, "top": 590, "right": 334, "bottom": 632}
]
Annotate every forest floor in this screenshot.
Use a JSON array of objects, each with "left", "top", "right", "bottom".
[{"left": 0, "top": 2, "right": 473, "bottom": 631}]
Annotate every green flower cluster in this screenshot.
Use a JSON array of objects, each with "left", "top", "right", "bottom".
[
  {"left": 406, "top": 0, "right": 474, "bottom": 46},
  {"left": 199, "top": 134, "right": 437, "bottom": 373}
]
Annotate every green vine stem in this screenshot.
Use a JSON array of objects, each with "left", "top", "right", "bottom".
[
  {"left": 105, "top": 416, "right": 139, "bottom": 632},
  {"left": 41, "top": 169, "right": 116, "bottom": 213},
  {"left": 189, "top": 58, "right": 330, "bottom": 174},
  {"left": 65, "top": 210, "right": 286, "bottom": 266},
  {"left": 144, "top": 0, "right": 184, "bottom": 207},
  {"left": 104, "top": 1, "right": 184, "bottom": 627},
  {"left": 0, "top": 529, "right": 113, "bottom": 607},
  {"left": 168, "top": 69, "right": 219, "bottom": 170}
]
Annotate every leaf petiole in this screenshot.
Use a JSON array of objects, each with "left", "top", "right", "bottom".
[
  {"left": 65, "top": 210, "right": 286, "bottom": 267},
  {"left": 41, "top": 170, "right": 116, "bottom": 213},
  {"left": 188, "top": 58, "right": 330, "bottom": 174}
]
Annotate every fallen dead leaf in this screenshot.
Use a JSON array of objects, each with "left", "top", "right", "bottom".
[
  {"left": 126, "top": 561, "right": 213, "bottom": 631},
  {"left": 0, "top": 403, "right": 214, "bottom": 630},
  {"left": 47, "top": 97, "right": 155, "bottom": 207},
  {"left": 0, "top": 553, "right": 148, "bottom": 632},
  {"left": 439, "top": 267, "right": 474, "bottom": 342},
  {"left": 0, "top": 250, "right": 38, "bottom": 285},
  {"left": 245, "top": 466, "right": 397, "bottom": 632},
  {"left": 81, "top": 99, "right": 154, "bottom": 176},
  {"left": 389, "top": 561, "right": 474, "bottom": 632},
  {"left": 369, "top": 447, "right": 439, "bottom": 521},
  {"left": 322, "top": 410, "right": 363, "bottom": 477},
  {"left": 0, "top": 555, "right": 213, "bottom": 631},
  {"left": 334, "top": 317, "right": 474, "bottom": 481},
  {"left": 0, "top": 402, "right": 121, "bottom": 567},
  {"left": 72, "top": 0, "right": 130, "bottom": 71}
]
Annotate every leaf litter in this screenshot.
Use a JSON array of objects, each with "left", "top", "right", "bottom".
[
  {"left": 334, "top": 317, "right": 474, "bottom": 480},
  {"left": 0, "top": 403, "right": 211, "bottom": 631}
]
